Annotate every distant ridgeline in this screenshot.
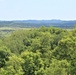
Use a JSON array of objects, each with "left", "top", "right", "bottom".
[{"left": 0, "top": 20, "right": 76, "bottom": 28}]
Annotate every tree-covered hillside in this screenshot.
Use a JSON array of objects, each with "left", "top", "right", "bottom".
[
  {"left": 0, "top": 26, "right": 76, "bottom": 75},
  {"left": 0, "top": 20, "right": 75, "bottom": 28}
]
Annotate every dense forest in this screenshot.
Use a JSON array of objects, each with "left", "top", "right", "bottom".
[{"left": 0, "top": 26, "right": 76, "bottom": 75}]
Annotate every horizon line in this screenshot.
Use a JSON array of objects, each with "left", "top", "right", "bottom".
[{"left": 0, "top": 19, "right": 76, "bottom": 21}]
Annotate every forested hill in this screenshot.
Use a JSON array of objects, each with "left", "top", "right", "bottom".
[{"left": 0, "top": 20, "right": 76, "bottom": 28}]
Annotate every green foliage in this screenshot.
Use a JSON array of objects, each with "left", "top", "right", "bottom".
[
  {"left": 0, "top": 55, "right": 24, "bottom": 75},
  {"left": 53, "top": 28, "right": 76, "bottom": 75},
  {"left": 45, "top": 59, "right": 70, "bottom": 75},
  {"left": 0, "top": 26, "right": 76, "bottom": 75},
  {"left": 0, "top": 46, "right": 10, "bottom": 68},
  {"left": 21, "top": 51, "right": 44, "bottom": 75}
]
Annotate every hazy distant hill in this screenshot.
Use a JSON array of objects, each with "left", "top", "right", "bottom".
[{"left": 0, "top": 20, "right": 76, "bottom": 28}]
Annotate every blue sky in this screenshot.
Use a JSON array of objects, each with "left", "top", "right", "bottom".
[{"left": 0, "top": 0, "right": 76, "bottom": 20}]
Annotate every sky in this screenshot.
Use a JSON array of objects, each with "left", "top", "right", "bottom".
[{"left": 0, "top": 0, "right": 76, "bottom": 20}]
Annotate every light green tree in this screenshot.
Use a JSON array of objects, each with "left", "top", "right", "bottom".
[
  {"left": 45, "top": 59, "right": 70, "bottom": 75},
  {"left": 21, "top": 51, "right": 45, "bottom": 75},
  {"left": 0, "top": 55, "right": 24, "bottom": 75}
]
